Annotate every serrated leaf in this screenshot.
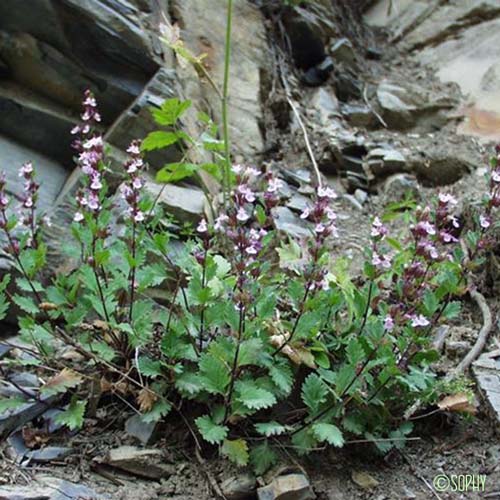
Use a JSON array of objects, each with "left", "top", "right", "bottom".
[
  {"left": 442, "top": 301, "right": 461, "bottom": 320},
  {"left": 254, "top": 421, "right": 289, "bottom": 437},
  {"left": 291, "top": 427, "right": 317, "bottom": 455},
  {"left": 301, "top": 373, "right": 328, "bottom": 413},
  {"left": 238, "top": 339, "right": 263, "bottom": 367},
  {"left": 54, "top": 397, "right": 86, "bottom": 430},
  {"left": 195, "top": 415, "right": 228, "bottom": 444},
  {"left": 250, "top": 441, "right": 278, "bottom": 475},
  {"left": 12, "top": 294, "right": 39, "bottom": 315},
  {"left": 156, "top": 162, "right": 198, "bottom": 183},
  {"left": 141, "top": 399, "right": 172, "bottom": 423},
  {"left": 175, "top": 371, "right": 204, "bottom": 397},
  {"left": 142, "top": 131, "right": 179, "bottom": 151},
  {"left": 312, "top": 423, "right": 345, "bottom": 447},
  {"left": 222, "top": 439, "right": 249, "bottom": 466},
  {"left": 269, "top": 363, "right": 293, "bottom": 394},
  {"left": 235, "top": 381, "right": 277, "bottom": 410},
  {"left": 0, "top": 396, "right": 27, "bottom": 414},
  {"left": 41, "top": 368, "right": 82, "bottom": 397},
  {"left": 199, "top": 354, "right": 230, "bottom": 395},
  {"left": 137, "top": 357, "right": 163, "bottom": 378}
]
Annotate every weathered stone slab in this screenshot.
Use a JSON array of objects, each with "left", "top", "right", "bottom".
[{"left": 473, "top": 350, "right": 500, "bottom": 433}]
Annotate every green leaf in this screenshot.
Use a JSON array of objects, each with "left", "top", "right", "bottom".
[
  {"left": 156, "top": 162, "right": 198, "bottom": 183},
  {"left": 254, "top": 421, "right": 289, "bottom": 437},
  {"left": 301, "top": 373, "right": 328, "bottom": 413},
  {"left": 291, "top": 427, "right": 317, "bottom": 455},
  {"left": 137, "top": 357, "right": 163, "bottom": 378},
  {"left": 142, "top": 131, "right": 179, "bottom": 152},
  {"left": 12, "top": 294, "right": 39, "bottom": 315},
  {"left": 235, "top": 381, "right": 277, "bottom": 410},
  {"left": 269, "top": 362, "right": 294, "bottom": 395},
  {"left": 151, "top": 98, "right": 191, "bottom": 126},
  {"left": 195, "top": 415, "right": 228, "bottom": 444},
  {"left": 199, "top": 354, "right": 230, "bottom": 395},
  {"left": 54, "top": 397, "right": 86, "bottom": 430},
  {"left": 0, "top": 396, "right": 27, "bottom": 414},
  {"left": 88, "top": 342, "right": 116, "bottom": 362},
  {"left": 238, "top": 339, "right": 263, "bottom": 367},
  {"left": 312, "top": 423, "right": 345, "bottom": 447},
  {"left": 141, "top": 400, "right": 172, "bottom": 423},
  {"left": 221, "top": 439, "right": 249, "bottom": 466},
  {"left": 250, "top": 441, "right": 278, "bottom": 475},
  {"left": 175, "top": 371, "right": 204, "bottom": 397},
  {"left": 40, "top": 369, "right": 82, "bottom": 397},
  {"left": 442, "top": 301, "right": 461, "bottom": 319}
]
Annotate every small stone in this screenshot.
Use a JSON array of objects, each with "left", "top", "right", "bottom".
[
  {"left": 27, "top": 446, "right": 73, "bottom": 463},
  {"left": 257, "top": 473, "right": 315, "bottom": 500},
  {"left": 221, "top": 473, "right": 257, "bottom": 500},
  {"left": 351, "top": 471, "right": 379, "bottom": 490},
  {"left": 0, "top": 343, "right": 11, "bottom": 359},
  {"left": 330, "top": 38, "right": 358, "bottom": 70},
  {"left": 125, "top": 414, "right": 158, "bottom": 445},
  {"left": 279, "top": 168, "right": 311, "bottom": 187},
  {"left": 445, "top": 340, "right": 471, "bottom": 359},
  {"left": 100, "top": 445, "right": 173, "bottom": 480},
  {"left": 342, "top": 194, "right": 364, "bottom": 212},
  {"left": 272, "top": 207, "right": 311, "bottom": 239},
  {"left": 383, "top": 174, "right": 419, "bottom": 203},
  {"left": 354, "top": 189, "right": 368, "bottom": 205},
  {"left": 287, "top": 192, "right": 310, "bottom": 213},
  {"left": 9, "top": 372, "right": 40, "bottom": 388},
  {"left": 341, "top": 104, "right": 374, "bottom": 127},
  {"left": 302, "top": 57, "right": 334, "bottom": 87}
]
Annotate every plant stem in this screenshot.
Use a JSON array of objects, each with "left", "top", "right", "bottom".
[
  {"left": 221, "top": 0, "right": 234, "bottom": 206},
  {"left": 128, "top": 221, "right": 137, "bottom": 323}
]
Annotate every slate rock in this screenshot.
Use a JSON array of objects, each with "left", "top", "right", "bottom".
[
  {"left": 303, "top": 57, "right": 334, "bottom": 87},
  {"left": 330, "top": 38, "right": 358, "bottom": 70},
  {"left": 101, "top": 445, "right": 173, "bottom": 480},
  {"left": 257, "top": 473, "right": 315, "bottom": 500},
  {"left": 125, "top": 414, "right": 158, "bottom": 445},
  {"left": 221, "top": 473, "right": 257, "bottom": 500},
  {"left": 272, "top": 207, "right": 311, "bottom": 239}
]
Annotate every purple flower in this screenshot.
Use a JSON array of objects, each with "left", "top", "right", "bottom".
[
  {"left": 480, "top": 214, "right": 491, "bottom": 229},
  {"left": 438, "top": 192, "right": 458, "bottom": 206},
  {"left": 372, "top": 252, "right": 392, "bottom": 269},
  {"left": 19, "top": 162, "right": 34, "bottom": 178},
  {"left": 384, "top": 315, "right": 394, "bottom": 332},
  {"left": 411, "top": 314, "right": 430, "bottom": 328},
  {"left": 236, "top": 207, "right": 249, "bottom": 222},
  {"left": 492, "top": 170, "right": 500, "bottom": 183},
  {"left": 371, "top": 217, "right": 388, "bottom": 238},
  {"left": 415, "top": 221, "right": 436, "bottom": 237},
  {"left": 315, "top": 223, "right": 326, "bottom": 234},
  {"left": 238, "top": 184, "right": 256, "bottom": 203},
  {"left": 74, "top": 212, "right": 84, "bottom": 222},
  {"left": 197, "top": 219, "right": 208, "bottom": 233},
  {"left": 232, "top": 164, "right": 243, "bottom": 175},
  {"left": 440, "top": 231, "right": 457, "bottom": 244},
  {"left": 214, "top": 213, "right": 229, "bottom": 231},
  {"left": 127, "top": 143, "right": 141, "bottom": 156},
  {"left": 267, "top": 177, "right": 284, "bottom": 193},
  {"left": 317, "top": 186, "right": 337, "bottom": 199},
  {"left": 300, "top": 207, "right": 310, "bottom": 220}
]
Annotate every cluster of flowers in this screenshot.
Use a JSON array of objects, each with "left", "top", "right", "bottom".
[
  {"left": 373, "top": 192, "right": 462, "bottom": 334},
  {"left": 299, "top": 186, "right": 338, "bottom": 291},
  {"left": 119, "top": 141, "right": 146, "bottom": 223},
  {"left": 71, "top": 90, "right": 105, "bottom": 222},
  {"left": 197, "top": 164, "right": 285, "bottom": 309}
]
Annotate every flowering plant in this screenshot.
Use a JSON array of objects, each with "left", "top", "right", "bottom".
[{"left": 0, "top": 92, "right": 497, "bottom": 470}]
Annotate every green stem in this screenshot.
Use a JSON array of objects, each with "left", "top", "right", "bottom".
[{"left": 221, "top": 0, "right": 234, "bottom": 206}]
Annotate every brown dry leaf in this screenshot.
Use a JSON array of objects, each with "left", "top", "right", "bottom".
[
  {"left": 100, "top": 377, "right": 113, "bottom": 393},
  {"left": 39, "top": 302, "right": 58, "bottom": 311},
  {"left": 93, "top": 319, "right": 110, "bottom": 331},
  {"left": 270, "top": 334, "right": 316, "bottom": 368},
  {"left": 137, "top": 387, "right": 158, "bottom": 413},
  {"left": 22, "top": 427, "right": 50, "bottom": 448},
  {"left": 438, "top": 393, "right": 477, "bottom": 415},
  {"left": 352, "top": 471, "right": 379, "bottom": 490},
  {"left": 41, "top": 368, "right": 83, "bottom": 396}
]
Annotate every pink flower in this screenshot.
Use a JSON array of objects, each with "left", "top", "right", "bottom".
[
  {"left": 315, "top": 223, "right": 326, "bottom": 234},
  {"left": 236, "top": 207, "right": 249, "bottom": 222},
  {"left": 492, "top": 170, "right": 500, "bottom": 183},
  {"left": 134, "top": 211, "right": 145, "bottom": 223},
  {"left": 411, "top": 315, "right": 430, "bottom": 328},
  {"left": 19, "top": 162, "right": 34, "bottom": 177},
  {"left": 416, "top": 220, "right": 436, "bottom": 236},
  {"left": 246, "top": 167, "right": 260, "bottom": 177},
  {"left": 371, "top": 217, "right": 388, "bottom": 238},
  {"left": 440, "top": 231, "right": 457, "bottom": 244},
  {"left": 317, "top": 186, "right": 337, "bottom": 199},
  {"left": 23, "top": 196, "right": 33, "bottom": 208},
  {"left": 197, "top": 219, "right": 208, "bottom": 233},
  {"left": 300, "top": 207, "right": 310, "bottom": 220},
  {"left": 83, "top": 95, "right": 97, "bottom": 107},
  {"left": 246, "top": 245, "right": 258, "bottom": 255},
  {"left": 231, "top": 164, "right": 243, "bottom": 175},
  {"left": 214, "top": 214, "right": 229, "bottom": 231},
  {"left": 480, "top": 214, "right": 491, "bottom": 229},
  {"left": 74, "top": 212, "right": 84, "bottom": 222},
  {"left": 132, "top": 177, "right": 143, "bottom": 190},
  {"left": 238, "top": 185, "right": 255, "bottom": 203},
  {"left": 267, "top": 177, "right": 284, "bottom": 193},
  {"left": 90, "top": 175, "right": 103, "bottom": 191},
  {"left": 438, "top": 192, "right": 458, "bottom": 206},
  {"left": 83, "top": 136, "right": 103, "bottom": 150},
  {"left": 372, "top": 252, "right": 392, "bottom": 269},
  {"left": 384, "top": 315, "right": 394, "bottom": 331},
  {"left": 0, "top": 193, "right": 9, "bottom": 208},
  {"left": 325, "top": 208, "right": 337, "bottom": 221},
  {"left": 127, "top": 143, "right": 141, "bottom": 156}
]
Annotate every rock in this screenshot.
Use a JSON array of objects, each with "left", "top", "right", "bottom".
[
  {"left": 41, "top": 408, "right": 66, "bottom": 433},
  {"left": 333, "top": 68, "right": 363, "bottom": 101},
  {"left": 303, "top": 57, "right": 334, "bottom": 87},
  {"left": 445, "top": 340, "right": 471, "bottom": 359},
  {"left": 279, "top": 168, "right": 311, "bottom": 187},
  {"left": 272, "top": 207, "right": 311, "bottom": 240},
  {"left": 100, "top": 445, "right": 173, "bottom": 480},
  {"left": 367, "top": 148, "right": 406, "bottom": 177},
  {"left": 351, "top": 471, "right": 379, "bottom": 490},
  {"left": 143, "top": 179, "right": 206, "bottom": 223},
  {"left": 221, "top": 473, "right": 257, "bottom": 500},
  {"left": 0, "top": 475, "right": 104, "bottom": 499},
  {"left": 341, "top": 104, "right": 374, "bottom": 128},
  {"left": 376, "top": 79, "right": 453, "bottom": 130},
  {"left": 354, "top": 189, "right": 368, "bottom": 205},
  {"left": 329, "top": 38, "right": 358, "bottom": 70},
  {"left": 287, "top": 192, "right": 310, "bottom": 213},
  {"left": 27, "top": 446, "right": 73, "bottom": 463},
  {"left": 472, "top": 350, "right": 500, "bottom": 434},
  {"left": 308, "top": 88, "right": 339, "bottom": 126},
  {"left": 0, "top": 343, "right": 11, "bottom": 359},
  {"left": 342, "top": 194, "right": 364, "bottom": 211},
  {"left": 257, "top": 473, "right": 315, "bottom": 500},
  {"left": 174, "top": 0, "right": 270, "bottom": 158},
  {"left": 9, "top": 373, "right": 40, "bottom": 388},
  {"left": 0, "top": 394, "right": 58, "bottom": 439},
  {"left": 125, "top": 414, "right": 158, "bottom": 445}
]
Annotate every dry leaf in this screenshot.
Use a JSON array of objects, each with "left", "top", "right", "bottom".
[
  {"left": 22, "top": 427, "right": 50, "bottom": 448},
  {"left": 352, "top": 471, "right": 379, "bottom": 490},
  {"left": 42, "top": 368, "right": 82, "bottom": 396},
  {"left": 100, "top": 377, "right": 113, "bottom": 393},
  {"left": 93, "top": 319, "right": 110, "bottom": 331},
  {"left": 270, "top": 334, "right": 316, "bottom": 368},
  {"left": 39, "top": 302, "right": 58, "bottom": 311},
  {"left": 438, "top": 393, "right": 477, "bottom": 415},
  {"left": 137, "top": 387, "right": 157, "bottom": 413}
]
